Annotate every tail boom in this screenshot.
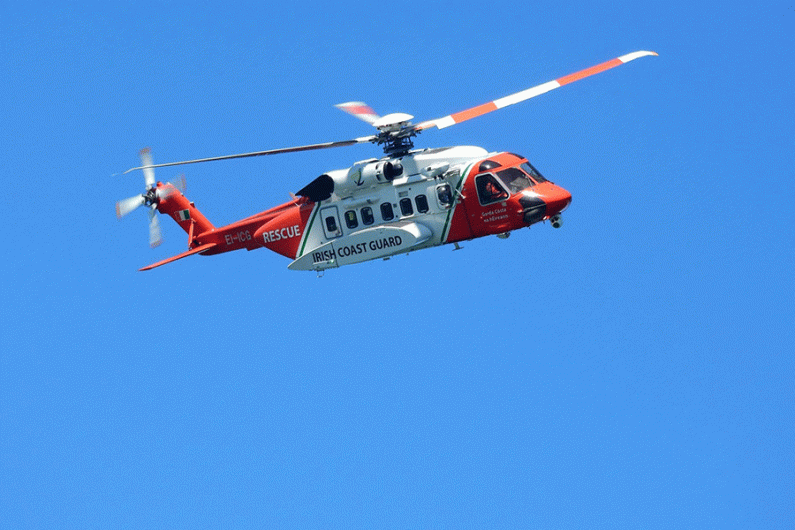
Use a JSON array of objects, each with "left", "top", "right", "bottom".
[{"left": 140, "top": 189, "right": 311, "bottom": 270}]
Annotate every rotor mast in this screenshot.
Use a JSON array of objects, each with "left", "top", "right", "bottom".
[{"left": 371, "top": 112, "right": 418, "bottom": 156}]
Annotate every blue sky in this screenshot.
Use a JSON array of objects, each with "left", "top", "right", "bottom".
[{"left": 1, "top": 2, "right": 792, "bottom": 527}]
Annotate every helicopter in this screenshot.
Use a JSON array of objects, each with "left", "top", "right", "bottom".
[{"left": 117, "top": 50, "right": 657, "bottom": 272}]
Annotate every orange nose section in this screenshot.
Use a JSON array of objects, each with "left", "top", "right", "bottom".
[{"left": 544, "top": 186, "right": 572, "bottom": 216}]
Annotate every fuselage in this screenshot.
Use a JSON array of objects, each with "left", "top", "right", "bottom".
[{"left": 155, "top": 146, "right": 572, "bottom": 271}]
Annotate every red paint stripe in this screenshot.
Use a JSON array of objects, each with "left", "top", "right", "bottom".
[
  {"left": 344, "top": 104, "right": 376, "bottom": 116},
  {"left": 557, "top": 58, "right": 623, "bottom": 86},
  {"left": 451, "top": 101, "right": 499, "bottom": 124}
]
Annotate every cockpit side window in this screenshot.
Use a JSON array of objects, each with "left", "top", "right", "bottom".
[
  {"left": 475, "top": 173, "right": 509, "bottom": 205},
  {"left": 497, "top": 167, "right": 534, "bottom": 193}
]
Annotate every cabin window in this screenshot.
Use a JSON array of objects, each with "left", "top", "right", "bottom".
[
  {"left": 415, "top": 194, "right": 429, "bottom": 213},
  {"left": 320, "top": 206, "right": 342, "bottom": 239},
  {"left": 399, "top": 198, "right": 414, "bottom": 217},
  {"left": 380, "top": 202, "right": 394, "bottom": 221},
  {"left": 436, "top": 183, "right": 453, "bottom": 208},
  {"left": 344, "top": 210, "right": 358, "bottom": 229},
  {"left": 476, "top": 174, "right": 509, "bottom": 205},
  {"left": 361, "top": 207, "right": 374, "bottom": 225},
  {"left": 325, "top": 215, "right": 338, "bottom": 233}
]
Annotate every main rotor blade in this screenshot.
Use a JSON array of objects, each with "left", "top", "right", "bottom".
[
  {"left": 415, "top": 50, "right": 658, "bottom": 131},
  {"left": 124, "top": 137, "right": 377, "bottom": 174},
  {"left": 335, "top": 102, "right": 381, "bottom": 125}
]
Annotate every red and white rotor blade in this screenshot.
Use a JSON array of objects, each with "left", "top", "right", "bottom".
[
  {"left": 416, "top": 50, "right": 658, "bottom": 131},
  {"left": 335, "top": 102, "right": 381, "bottom": 125}
]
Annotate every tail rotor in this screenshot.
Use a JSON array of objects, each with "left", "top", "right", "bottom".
[{"left": 116, "top": 148, "right": 185, "bottom": 248}]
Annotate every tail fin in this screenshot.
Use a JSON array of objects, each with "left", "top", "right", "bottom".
[{"left": 154, "top": 179, "right": 215, "bottom": 243}]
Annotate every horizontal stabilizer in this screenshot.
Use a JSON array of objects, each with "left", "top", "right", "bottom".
[{"left": 139, "top": 243, "right": 217, "bottom": 271}]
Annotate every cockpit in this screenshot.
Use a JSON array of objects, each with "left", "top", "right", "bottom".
[{"left": 475, "top": 155, "right": 550, "bottom": 206}]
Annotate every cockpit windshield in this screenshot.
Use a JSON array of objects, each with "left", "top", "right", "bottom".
[
  {"left": 520, "top": 162, "right": 548, "bottom": 183},
  {"left": 496, "top": 167, "right": 534, "bottom": 193}
]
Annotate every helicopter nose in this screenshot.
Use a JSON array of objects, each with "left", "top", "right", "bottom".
[{"left": 544, "top": 185, "right": 572, "bottom": 216}]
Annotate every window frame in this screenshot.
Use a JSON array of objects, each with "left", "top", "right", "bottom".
[{"left": 320, "top": 206, "right": 342, "bottom": 239}]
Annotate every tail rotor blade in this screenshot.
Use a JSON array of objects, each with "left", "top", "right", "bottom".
[
  {"left": 155, "top": 186, "right": 175, "bottom": 201},
  {"left": 140, "top": 148, "right": 156, "bottom": 188},
  {"left": 155, "top": 174, "right": 187, "bottom": 201},
  {"left": 148, "top": 206, "right": 162, "bottom": 248},
  {"left": 171, "top": 174, "right": 186, "bottom": 194},
  {"left": 116, "top": 195, "right": 145, "bottom": 218}
]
